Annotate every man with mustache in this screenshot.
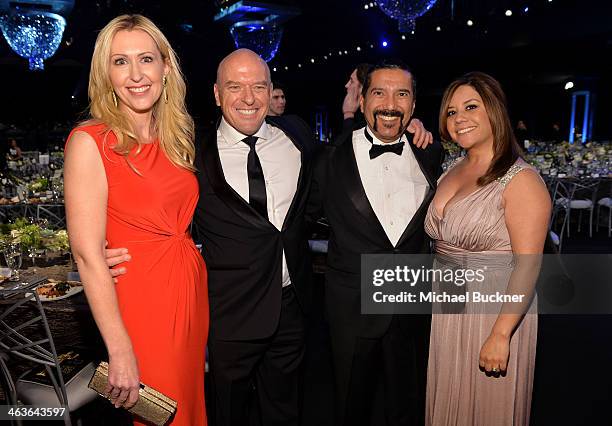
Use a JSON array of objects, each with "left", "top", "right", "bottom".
[
  {"left": 309, "top": 61, "right": 444, "bottom": 425},
  {"left": 339, "top": 63, "right": 433, "bottom": 145}
]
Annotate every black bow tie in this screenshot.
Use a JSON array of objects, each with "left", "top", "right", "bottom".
[{"left": 364, "top": 128, "right": 404, "bottom": 159}]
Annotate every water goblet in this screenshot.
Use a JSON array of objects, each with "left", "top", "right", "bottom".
[{"left": 3, "top": 243, "right": 22, "bottom": 282}]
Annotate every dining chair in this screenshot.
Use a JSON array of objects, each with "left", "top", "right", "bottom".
[
  {"left": 596, "top": 198, "right": 612, "bottom": 237},
  {"left": 551, "top": 179, "right": 599, "bottom": 241},
  {"left": 569, "top": 179, "right": 600, "bottom": 237},
  {"left": 0, "top": 283, "right": 97, "bottom": 426},
  {"left": 0, "top": 349, "right": 17, "bottom": 406},
  {"left": 550, "top": 179, "right": 574, "bottom": 252}
]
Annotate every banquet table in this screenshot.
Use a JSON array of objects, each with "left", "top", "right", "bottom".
[
  {"left": 0, "top": 262, "right": 105, "bottom": 379},
  {"left": 0, "top": 203, "right": 65, "bottom": 227},
  {"left": 0, "top": 262, "right": 133, "bottom": 424}
]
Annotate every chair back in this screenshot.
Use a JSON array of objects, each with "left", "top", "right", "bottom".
[
  {"left": 0, "top": 284, "right": 69, "bottom": 408},
  {"left": 572, "top": 179, "right": 600, "bottom": 202},
  {"left": 550, "top": 179, "right": 576, "bottom": 214}
]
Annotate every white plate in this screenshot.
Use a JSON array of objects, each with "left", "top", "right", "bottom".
[
  {"left": 28, "top": 281, "right": 84, "bottom": 302},
  {"left": 0, "top": 268, "right": 12, "bottom": 285}
]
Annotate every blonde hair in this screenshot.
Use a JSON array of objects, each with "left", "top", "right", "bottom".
[{"left": 86, "top": 14, "right": 195, "bottom": 171}]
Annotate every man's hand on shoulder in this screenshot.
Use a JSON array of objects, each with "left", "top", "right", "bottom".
[
  {"left": 407, "top": 118, "right": 433, "bottom": 149},
  {"left": 342, "top": 84, "right": 361, "bottom": 120},
  {"left": 104, "top": 241, "right": 130, "bottom": 283}
]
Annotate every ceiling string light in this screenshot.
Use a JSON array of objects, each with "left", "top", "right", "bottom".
[{"left": 270, "top": 0, "right": 556, "bottom": 72}]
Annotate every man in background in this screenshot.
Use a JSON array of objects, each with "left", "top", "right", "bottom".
[
  {"left": 341, "top": 63, "right": 370, "bottom": 133},
  {"left": 268, "top": 82, "right": 287, "bottom": 116}
]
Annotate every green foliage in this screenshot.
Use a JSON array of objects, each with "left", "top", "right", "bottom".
[
  {"left": 12, "top": 224, "right": 43, "bottom": 249},
  {"left": 0, "top": 219, "right": 70, "bottom": 252},
  {"left": 27, "top": 177, "right": 49, "bottom": 192}
]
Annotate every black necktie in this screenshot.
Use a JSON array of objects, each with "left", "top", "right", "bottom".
[
  {"left": 364, "top": 128, "right": 405, "bottom": 160},
  {"left": 242, "top": 136, "right": 268, "bottom": 218}
]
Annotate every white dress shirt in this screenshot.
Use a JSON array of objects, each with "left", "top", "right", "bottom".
[
  {"left": 217, "top": 117, "right": 301, "bottom": 287},
  {"left": 353, "top": 127, "right": 429, "bottom": 246}
]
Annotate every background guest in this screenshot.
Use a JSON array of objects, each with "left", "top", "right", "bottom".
[
  {"left": 8, "top": 139, "right": 22, "bottom": 160},
  {"left": 515, "top": 119, "right": 530, "bottom": 150},
  {"left": 268, "top": 82, "right": 287, "bottom": 116},
  {"left": 340, "top": 63, "right": 370, "bottom": 134},
  {"left": 549, "top": 122, "right": 563, "bottom": 142}
]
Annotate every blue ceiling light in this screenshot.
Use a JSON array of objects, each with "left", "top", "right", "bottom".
[
  {"left": 0, "top": 11, "right": 65, "bottom": 70},
  {"left": 215, "top": 1, "right": 300, "bottom": 63},
  {"left": 179, "top": 23, "right": 193, "bottom": 33},
  {"left": 230, "top": 21, "right": 283, "bottom": 62},
  {"left": 0, "top": 1, "right": 74, "bottom": 71},
  {"left": 377, "top": 0, "right": 439, "bottom": 33}
]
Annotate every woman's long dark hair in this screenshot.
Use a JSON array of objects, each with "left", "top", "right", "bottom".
[{"left": 439, "top": 72, "right": 522, "bottom": 186}]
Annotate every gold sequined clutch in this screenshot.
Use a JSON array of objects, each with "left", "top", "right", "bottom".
[{"left": 88, "top": 361, "right": 177, "bottom": 426}]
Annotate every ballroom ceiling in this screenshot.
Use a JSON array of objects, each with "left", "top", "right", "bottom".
[{"left": 1, "top": 0, "right": 611, "bottom": 136}]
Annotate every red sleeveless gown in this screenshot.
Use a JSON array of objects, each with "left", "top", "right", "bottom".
[{"left": 68, "top": 123, "right": 208, "bottom": 425}]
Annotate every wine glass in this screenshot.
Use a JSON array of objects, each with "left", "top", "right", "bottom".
[{"left": 3, "top": 243, "right": 22, "bottom": 282}]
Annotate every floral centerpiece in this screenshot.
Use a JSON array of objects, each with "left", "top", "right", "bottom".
[
  {"left": 0, "top": 218, "right": 70, "bottom": 252},
  {"left": 441, "top": 140, "right": 465, "bottom": 170},
  {"left": 43, "top": 229, "right": 69, "bottom": 252},
  {"left": 524, "top": 140, "right": 610, "bottom": 178},
  {"left": 28, "top": 177, "right": 49, "bottom": 192}
]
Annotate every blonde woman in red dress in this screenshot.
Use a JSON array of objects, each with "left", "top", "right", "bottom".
[{"left": 64, "top": 15, "right": 208, "bottom": 425}]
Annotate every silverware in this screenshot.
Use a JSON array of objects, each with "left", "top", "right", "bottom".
[{"left": 0, "top": 276, "right": 47, "bottom": 296}]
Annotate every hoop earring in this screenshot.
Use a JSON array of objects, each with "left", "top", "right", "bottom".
[
  {"left": 162, "top": 75, "right": 168, "bottom": 104},
  {"left": 111, "top": 90, "right": 118, "bottom": 108}
]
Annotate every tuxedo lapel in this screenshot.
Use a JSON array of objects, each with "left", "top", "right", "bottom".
[
  {"left": 395, "top": 187, "right": 434, "bottom": 247},
  {"left": 395, "top": 134, "right": 437, "bottom": 246},
  {"left": 265, "top": 117, "right": 308, "bottom": 232},
  {"left": 336, "top": 138, "right": 393, "bottom": 247},
  {"left": 407, "top": 133, "right": 437, "bottom": 189},
  {"left": 201, "top": 130, "right": 272, "bottom": 229}
]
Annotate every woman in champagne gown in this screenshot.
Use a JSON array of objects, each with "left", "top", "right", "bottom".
[
  {"left": 424, "top": 72, "right": 551, "bottom": 426},
  {"left": 65, "top": 15, "right": 208, "bottom": 425}
]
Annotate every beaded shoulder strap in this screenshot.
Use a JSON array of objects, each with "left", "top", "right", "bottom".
[{"left": 497, "top": 163, "right": 526, "bottom": 187}]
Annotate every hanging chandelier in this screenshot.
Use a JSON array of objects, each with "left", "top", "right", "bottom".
[
  {"left": 215, "top": 1, "right": 300, "bottom": 63},
  {"left": 377, "top": 0, "right": 439, "bottom": 33},
  {"left": 0, "top": 0, "right": 74, "bottom": 71},
  {"left": 230, "top": 21, "right": 283, "bottom": 62},
  {"left": 0, "top": 11, "right": 66, "bottom": 70}
]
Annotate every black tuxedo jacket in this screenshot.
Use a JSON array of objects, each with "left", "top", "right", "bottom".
[
  {"left": 192, "top": 115, "right": 315, "bottom": 341},
  {"left": 309, "top": 128, "right": 445, "bottom": 338}
]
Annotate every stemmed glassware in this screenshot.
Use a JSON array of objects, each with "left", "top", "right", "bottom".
[{"left": 2, "top": 243, "right": 22, "bottom": 282}]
